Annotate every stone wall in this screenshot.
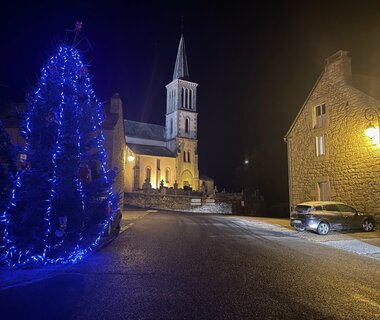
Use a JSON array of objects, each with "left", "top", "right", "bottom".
[
  {"left": 286, "top": 51, "right": 380, "bottom": 214},
  {"left": 124, "top": 191, "right": 265, "bottom": 215},
  {"left": 124, "top": 192, "right": 234, "bottom": 213},
  {"left": 103, "top": 94, "right": 126, "bottom": 209}
]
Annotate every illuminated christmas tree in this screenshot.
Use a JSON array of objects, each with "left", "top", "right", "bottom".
[
  {"left": 2, "top": 25, "right": 119, "bottom": 267},
  {"left": 0, "top": 120, "right": 17, "bottom": 257}
]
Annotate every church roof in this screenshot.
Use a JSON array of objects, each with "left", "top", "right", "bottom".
[
  {"left": 127, "top": 143, "right": 175, "bottom": 157},
  {"left": 173, "top": 34, "right": 189, "bottom": 81},
  {"left": 124, "top": 119, "right": 166, "bottom": 141}
]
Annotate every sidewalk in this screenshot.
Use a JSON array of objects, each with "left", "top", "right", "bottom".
[
  {"left": 235, "top": 216, "right": 380, "bottom": 260},
  {"left": 120, "top": 207, "right": 152, "bottom": 232}
]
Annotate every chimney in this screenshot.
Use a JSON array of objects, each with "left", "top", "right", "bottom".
[
  {"left": 110, "top": 92, "right": 123, "bottom": 115},
  {"left": 325, "top": 50, "right": 352, "bottom": 82}
]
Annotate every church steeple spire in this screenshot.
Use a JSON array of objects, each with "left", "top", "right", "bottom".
[{"left": 173, "top": 34, "right": 189, "bottom": 80}]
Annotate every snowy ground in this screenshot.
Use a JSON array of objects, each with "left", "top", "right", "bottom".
[{"left": 233, "top": 216, "right": 380, "bottom": 261}]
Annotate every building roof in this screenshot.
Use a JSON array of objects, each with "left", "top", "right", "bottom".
[
  {"left": 124, "top": 119, "right": 166, "bottom": 141},
  {"left": 127, "top": 143, "right": 175, "bottom": 157},
  {"left": 173, "top": 34, "right": 189, "bottom": 81},
  {"left": 284, "top": 50, "right": 380, "bottom": 140}
]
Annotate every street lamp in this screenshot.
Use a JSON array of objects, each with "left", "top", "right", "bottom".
[
  {"left": 364, "top": 108, "right": 380, "bottom": 146},
  {"left": 127, "top": 155, "right": 135, "bottom": 162}
]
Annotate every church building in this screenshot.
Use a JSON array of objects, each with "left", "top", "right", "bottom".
[{"left": 104, "top": 35, "right": 213, "bottom": 194}]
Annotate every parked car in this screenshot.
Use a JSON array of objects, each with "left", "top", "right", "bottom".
[{"left": 290, "top": 201, "right": 376, "bottom": 235}]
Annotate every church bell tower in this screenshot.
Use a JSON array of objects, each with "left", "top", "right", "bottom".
[{"left": 165, "top": 35, "right": 199, "bottom": 189}]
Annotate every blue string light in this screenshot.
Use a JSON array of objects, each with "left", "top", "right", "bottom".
[{"left": 2, "top": 45, "right": 118, "bottom": 267}]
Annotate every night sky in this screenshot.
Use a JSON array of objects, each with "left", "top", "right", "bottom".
[{"left": 1, "top": 1, "right": 380, "bottom": 211}]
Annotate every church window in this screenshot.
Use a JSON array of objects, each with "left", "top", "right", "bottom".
[
  {"left": 183, "top": 151, "right": 187, "bottom": 162},
  {"left": 145, "top": 167, "right": 151, "bottom": 181},
  {"left": 170, "top": 118, "right": 173, "bottom": 135},
  {"left": 185, "top": 118, "right": 190, "bottom": 133},
  {"left": 165, "top": 168, "right": 170, "bottom": 183},
  {"left": 189, "top": 89, "right": 192, "bottom": 109},
  {"left": 181, "top": 87, "right": 185, "bottom": 108},
  {"left": 187, "top": 151, "right": 191, "bottom": 163},
  {"left": 185, "top": 88, "right": 188, "bottom": 108},
  {"left": 170, "top": 90, "right": 173, "bottom": 111}
]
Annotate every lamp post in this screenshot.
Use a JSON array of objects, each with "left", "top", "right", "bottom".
[{"left": 364, "top": 108, "right": 380, "bottom": 146}]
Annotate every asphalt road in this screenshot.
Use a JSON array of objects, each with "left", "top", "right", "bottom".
[{"left": 1, "top": 211, "right": 380, "bottom": 320}]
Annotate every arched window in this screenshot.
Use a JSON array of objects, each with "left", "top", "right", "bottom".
[
  {"left": 165, "top": 168, "right": 170, "bottom": 183},
  {"left": 187, "top": 151, "right": 191, "bottom": 163},
  {"left": 145, "top": 167, "right": 151, "bottom": 181},
  {"left": 189, "top": 89, "right": 192, "bottom": 109},
  {"left": 181, "top": 87, "right": 185, "bottom": 108},
  {"left": 185, "top": 118, "right": 190, "bottom": 133}
]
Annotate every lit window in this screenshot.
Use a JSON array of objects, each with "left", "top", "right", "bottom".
[
  {"left": 315, "top": 135, "right": 325, "bottom": 156},
  {"left": 314, "top": 104, "right": 326, "bottom": 128}
]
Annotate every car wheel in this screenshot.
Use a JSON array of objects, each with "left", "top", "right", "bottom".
[
  {"left": 317, "top": 222, "right": 330, "bottom": 235},
  {"left": 362, "top": 219, "right": 374, "bottom": 232},
  {"left": 115, "top": 224, "right": 121, "bottom": 236},
  {"left": 294, "top": 224, "right": 305, "bottom": 232}
]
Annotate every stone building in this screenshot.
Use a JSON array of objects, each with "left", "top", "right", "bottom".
[
  {"left": 119, "top": 34, "right": 213, "bottom": 193},
  {"left": 285, "top": 50, "right": 380, "bottom": 214}
]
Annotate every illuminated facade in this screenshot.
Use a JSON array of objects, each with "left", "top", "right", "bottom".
[
  {"left": 285, "top": 51, "right": 380, "bottom": 214},
  {"left": 107, "top": 35, "right": 212, "bottom": 193}
]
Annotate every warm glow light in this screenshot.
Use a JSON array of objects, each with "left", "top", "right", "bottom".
[
  {"left": 127, "top": 155, "right": 135, "bottom": 162},
  {"left": 365, "top": 125, "right": 376, "bottom": 138},
  {"left": 244, "top": 160, "right": 249, "bottom": 164},
  {"left": 365, "top": 125, "right": 380, "bottom": 145}
]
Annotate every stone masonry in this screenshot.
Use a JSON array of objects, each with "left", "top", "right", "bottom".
[{"left": 285, "top": 51, "right": 380, "bottom": 214}]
